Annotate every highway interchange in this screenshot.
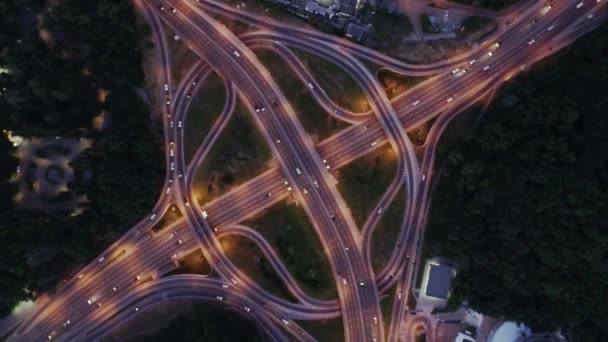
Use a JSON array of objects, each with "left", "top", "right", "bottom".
[{"left": 4, "top": 0, "right": 607, "bottom": 341}]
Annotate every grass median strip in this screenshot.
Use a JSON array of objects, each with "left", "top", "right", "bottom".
[
  {"left": 244, "top": 200, "right": 338, "bottom": 300},
  {"left": 371, "top": 188, "right": 406, "bottom": 273},
  {"left": 192, "top": 100, "right": 272, "bottom": 206},
  {"left": 256, "top": 49, "right": 349, "bottom": 141},
  {"left": 336, "top": 145, "right": 398, "bottom": 228},
  {"left": 293, "top": 49, "right": 371, "bottom": 113},
  {"left": 219, "top": 235, "right": 297, "bottom": 303},
  {"left": 183, "top": 72, "right": 226, "bottom": 162}
]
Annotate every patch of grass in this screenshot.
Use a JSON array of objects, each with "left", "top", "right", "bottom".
[
  {"left": 165, "top": 249, "right": 211, "bottom": 276},
  {"left": 151, "top": 204, "right": 183, "bottom": 233},
  {"left": 371, "top": 188, "right": 406, "bottom": 273},
  {"left": 378, "top": 69, "right": 429, "bottom": 100},
  {"left": 192, "top": 100, "right": 272, "bottom": 206},
  {"left": 293, "top": 49, "right": 371, "bottom": 113},
  {"left": 453, "top": 0, "right": 519, "bottom": 10},
  {"left": 298, "top": 318, "right": 344, "bottom": 342},
  {"left": 183, "top": 72, "right": 226, "bottom": 162},
  {"left": 219, "top": 235, "right": 297, "bottom": 302},
  {"left": 244, "top": 201, "right": 338, "bottom": 300},
  {"left": 420, "top": 14, "right": 440, "bottom": 34},
  {"left": 407, "top": 119, "right": 435, "bottom": 146},
  {"left": 458, "top": 16, "right": 498, "bottom": 43},
  {"left": 337, "top": 145, "right": 397, "bottom": 228},
  {"left": 256, "top": 50, "right": 349, "bottom": 141},
  {"left": 359, "top": 8, "right": 417, "bottom": 59}
]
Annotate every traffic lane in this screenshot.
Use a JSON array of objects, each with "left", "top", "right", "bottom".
[
  {"left": 70, "top": 276, "right": 306, "bottom": 342},
  {"left": 163, "top": 5, "right": 376, "bottom": 340},
  {"left": 198, "top": 0, "right": 471, "bottom": 76},
  {"left": 217, "top": 225, "right": 337, "bottom": 307},
  {"left": 23, "top": 221, "right": 193, "bottom": 340}
]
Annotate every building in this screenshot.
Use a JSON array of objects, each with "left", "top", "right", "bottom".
[
  {"left": 345, "top": 23, "right": 365, "bottom": 41},
  {"left": 425, "top": 263, "right": 455, "bottom": 299}
]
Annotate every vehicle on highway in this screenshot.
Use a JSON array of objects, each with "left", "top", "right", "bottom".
[
  {"left": 233, "top": 50, "right": 240, "bottom": 57},
  {"left": 412, "top": 100, "right": 420, "bottom": 106},
  {"left": 483, "top": 65, "right": 491, "bottom": 71},
  {"left": 296, "top": 168, "right": 301, "bottom": 175}
]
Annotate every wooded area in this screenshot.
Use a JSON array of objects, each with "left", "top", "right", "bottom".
[
  {"left": 428, "top": 23, "right": 608, "bottom": 341},
  {"left": 0, "top": 0, "right": 163, "bottom": 316}
]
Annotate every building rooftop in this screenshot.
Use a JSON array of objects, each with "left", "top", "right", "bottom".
[
  {"left": 346, "top": 23, "right": 365, "bottom": 41},
  {"left": 425, "top": 263, "right": 454, "bottom": 299}
]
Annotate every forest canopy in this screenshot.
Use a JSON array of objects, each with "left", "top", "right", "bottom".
[
  {"left": 0, "top": 0, "right": 163, "bottom": 316},
  {"left": 428, "top": 23, "right": 608, "bottom": 341}
]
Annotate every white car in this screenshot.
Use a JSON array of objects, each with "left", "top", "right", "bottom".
[
  {"left": 178, "top": 121, "right": 182, "bottom": 128},
  {"left": 412, "top": 100, "right": 420, "bottom": 106},
  {"left": 483, "top": 65, "right": 491, "bottom": 71},
  {"left": 296, "top": 168, "right": 301, "bottom": 175},
  {"left": 446, "top": 97, "right": 454, "bottom": 103},
  {"left": 216, "top": 296, "right": 223, "bottom": 301}
]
